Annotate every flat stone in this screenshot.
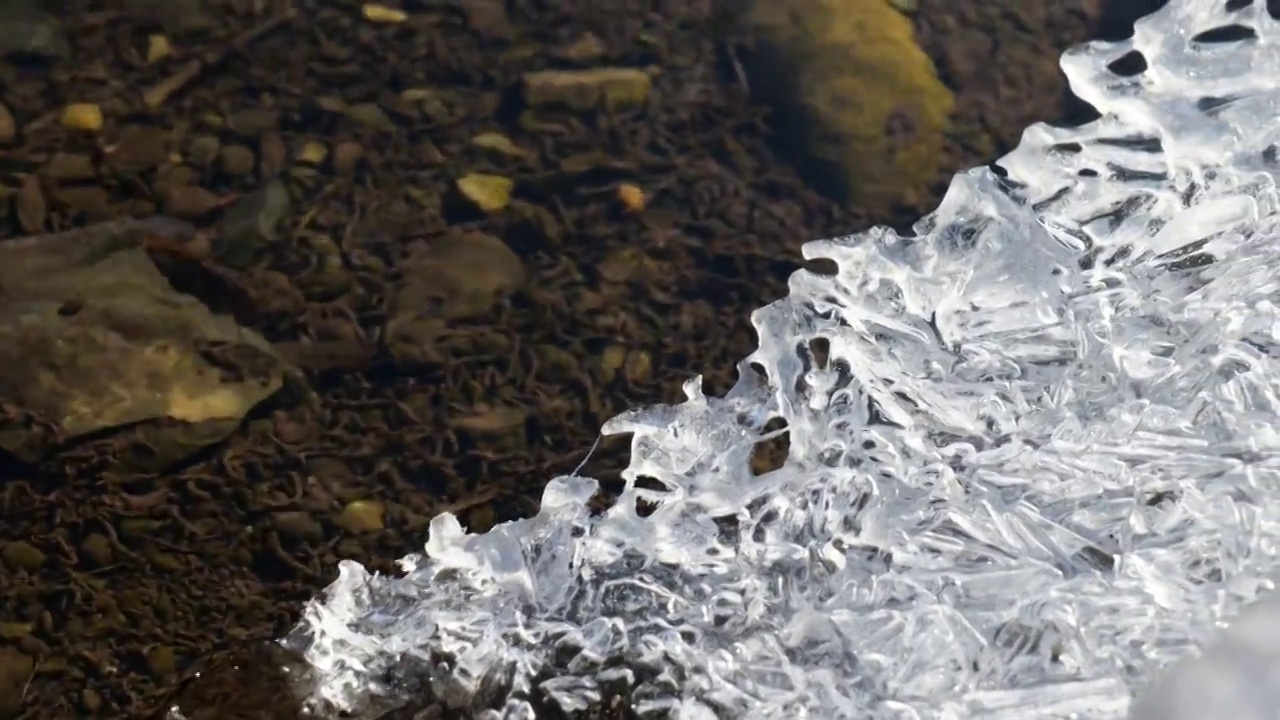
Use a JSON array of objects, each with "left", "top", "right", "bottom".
[
  {"left": 0, "top": 219, "right": 286, "bottom": 467},
  {"left": 43, "top": 153, "right": 97, "bottom": 182},
  {"left": 389, "top": 231, "right": 525, "bottom": 321},
  {"left": 522, "top": 67, "right": 652, "bottom": 112}
]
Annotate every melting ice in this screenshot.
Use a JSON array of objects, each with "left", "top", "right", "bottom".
[{"left": 285, "top": 0, "right": 1280, "bottom": 717}]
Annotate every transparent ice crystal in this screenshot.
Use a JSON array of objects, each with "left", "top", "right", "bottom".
[{"left": 286, "top": 0, "right": 1280, "bottom": 717}]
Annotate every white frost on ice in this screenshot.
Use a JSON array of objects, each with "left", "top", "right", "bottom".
[{"left": 286, "top": 0, "right": 1280, "bottom": 717}]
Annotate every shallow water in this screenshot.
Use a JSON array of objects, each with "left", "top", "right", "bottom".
[{"left": 288, "top": 1, "right": 1280, "bottom": 717}]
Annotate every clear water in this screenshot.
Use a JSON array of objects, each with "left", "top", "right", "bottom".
[{"left": 285, "top": 1, "right": 1280, "bottom": 717}]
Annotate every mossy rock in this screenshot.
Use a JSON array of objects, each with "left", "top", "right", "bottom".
[{"left": 740, "top": 0, "right": 954, "bottom": 211}]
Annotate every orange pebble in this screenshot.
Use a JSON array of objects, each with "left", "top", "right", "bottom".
[{"left": 617, "top": 182, "right": 646, "bottom": 212}]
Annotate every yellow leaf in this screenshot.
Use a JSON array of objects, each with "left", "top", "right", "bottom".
[
  {"left": 616, "top": 182, "right": 646, "bottom": 212},
  {"left": 472, "top": 132, "right": 529, "bottom": 158},
  {"left": 362, "top": 3, "right": 408, "bottom": 23},
  {"left": 61, "top": 103, "right": 104, "bottom": 132},
  {"left": 298, "top": 141, "right": 328, "bottom": 165},
  {"left": 456, "top": 173, "right": 514, "bottom": 213},
  {"left": 338, "top": 500, "right": 385, "bottom": 533},
  {"left": 146, "top": 35, "right": 172, "bottom": 64}
]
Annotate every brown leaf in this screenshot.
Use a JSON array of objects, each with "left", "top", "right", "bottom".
[
  {"left": 258, "top": 132, "right": 286, "bottom": 176},
  {"left": 15, "top": 175, "right": 46, "bottom": 234},
  {"left": 460, "top": 0, "right": 514, "bottom": 38},
  {"left": 163, "top": 185, "right": 223, "bottom": 220}
]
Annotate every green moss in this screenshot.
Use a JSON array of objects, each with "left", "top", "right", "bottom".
[{"left": 743, "top": 0, "right": 954, "bottom": 210}]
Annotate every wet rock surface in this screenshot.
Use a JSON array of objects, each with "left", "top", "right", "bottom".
[
  {"left": 0, "top": 219, "right": 285, "bottom": 469},
  {"left": 0, "top": 0, "right": 1113, "bottom": 717}
]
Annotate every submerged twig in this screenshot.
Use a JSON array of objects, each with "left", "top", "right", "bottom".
[{"left": 142, "top": 10, "right": 297, "bottom": 109}]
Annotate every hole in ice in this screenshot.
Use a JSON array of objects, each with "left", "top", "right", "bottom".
[
  {"left": 1073, "top": 544, "right": 1117, "bottom": 573},
  {"left": 1078, "top": 168, "right": 1099, "bottom": 177},
  {"left": 1196, "top": 95, "right": 1238, "bottom": 115},
  {"left": 1108, "top": 164, "right": 1168, "bottom": 182},
  {"left": 1191, "top": 24, "right": 1259, "bottom": 43},
  {"left": 1265, "top": 144, "right": 1280, "bottom": 165},
  {"left": 802, "top": 256, "right": 838, "bottom": 277},
  {"left": 1164, "top": 251, "right": 1217, "bottom": 271},
  {"left": 749, "top": 416, "right": 789, "bottom": 476},
  {"left": 866, "top": 397, "right": 904, "bottom": 429},
  {"left": 1106, "top": 49, "right": 1148, "bottom": 76},
  {"left": 712, "top": 513, "right": 741, "bottom": 545},
  {"left": 1050, "top": 142, "right": 1084, "bottom": 155},
  {"left": 1144, "top": 489, "right": 1181, "bottom": 506},
  {"left": 750, "top": 506, "right": 780, "bottom": 543},
  {"left": 1270, "top": 0, "right": 1280, "bottom": 19},
  {"left": 992, "top": 620, "right": 1058, "bottom": 657},
  {"left": 794, "top": 368, "right": 813, "bottom": 397},
  {"left": 1096, "top": 135, "right": 1163, "bottom": 152},
  {"left": 632, "top": 475, "right": 667, "bottom": 518},
  {"left": 807, "top": 336, "right": 830, "bottom": 370},
  {"left": 633, "top": 474, "right": 669, "bottom": 493},
  {"left": 1226, "top": 0, "right": 1253, "bottom": 10},
  {"left": 1188, "top": 557, "right": 1226, "bottom": 584}
]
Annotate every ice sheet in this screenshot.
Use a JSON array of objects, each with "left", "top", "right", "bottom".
[{"left": 285, "top": 1, "right": 1280, "bottom": 717}]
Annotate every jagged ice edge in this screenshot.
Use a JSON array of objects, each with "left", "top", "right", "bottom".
[{"left": 285, "top": 0, "right": 1280, "bottom": 718}]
